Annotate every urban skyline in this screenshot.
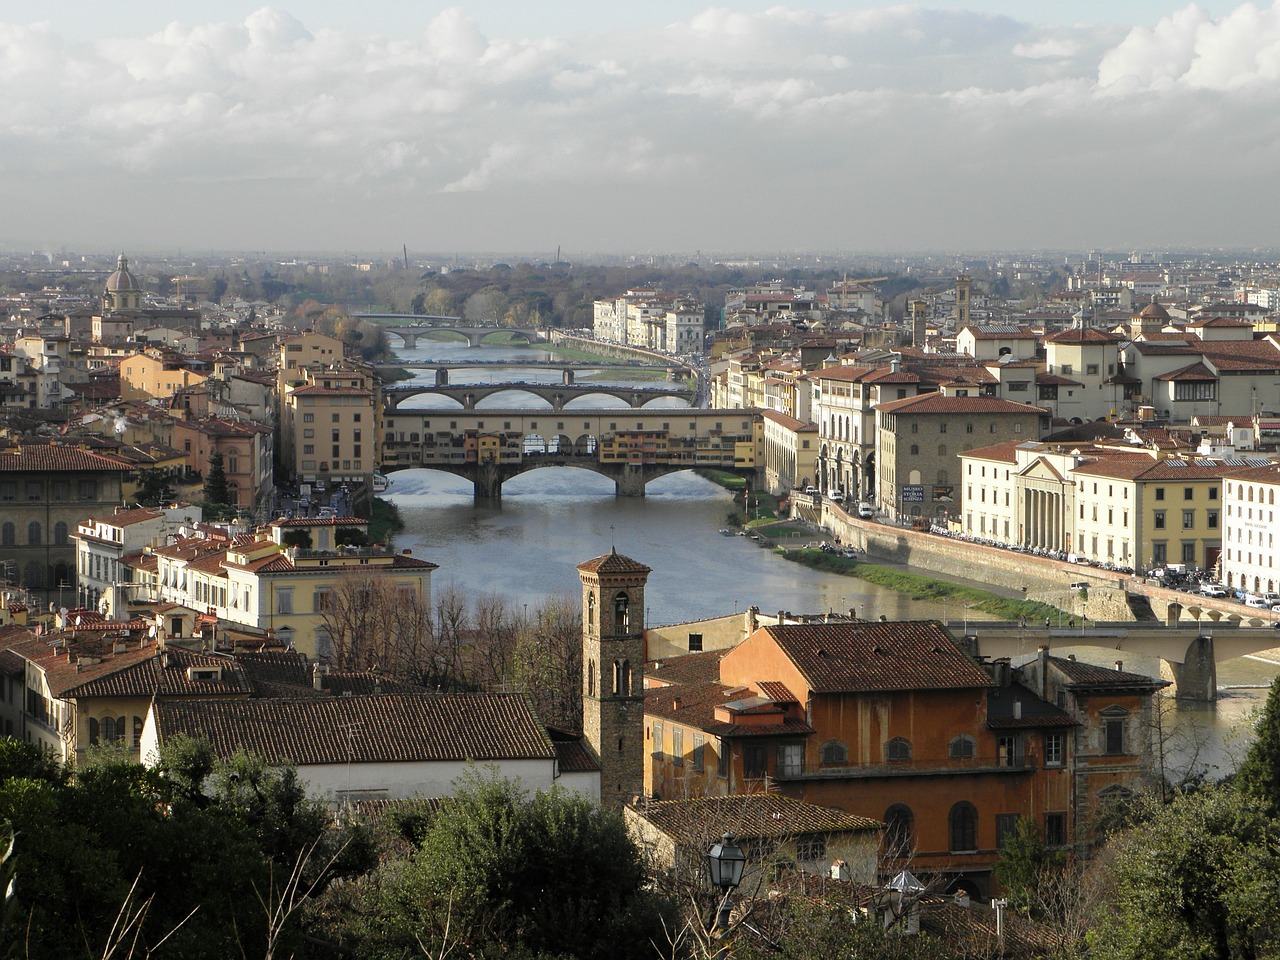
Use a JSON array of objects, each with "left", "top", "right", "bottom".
[{"left": 3, "top": 1, "right": 1276, "bottom": 255}]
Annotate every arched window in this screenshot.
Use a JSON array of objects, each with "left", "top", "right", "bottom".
[
  {"left": 949, "top": 802, "right": 978, "bottom": 852},
  {"left": 26, "top": 521, "right": 40, "bottom": 546},
  {"left": 1, "top": 523, "right": 12, "bottom": 546},
  {"left": 53, "top": 521, "right": 69, "bottom": 545},
  {"left": 588, "top": 659, "right": 596, "bottom": 697},
  {"left": 24, "top": 562, "right": 42, "bottom": 589},
  {"left": 886, "top": 737, "right": 912, "bottom": 762},
  {"left": 587, "top": 591, "right": 595, "bottom": 630},
  {"left": 949, "top": 735, "right": 976, "bottom": 759},
  {"left": 820, "top": 739, "right": 848, "bottom": 765},
  {"left": 613, "top": 591, "right": 630, "bottom": 632},
  {"left": 884, "top": 804, "right": 914, "bottom": 855},
  {"left": 621, "top": 659, "right": 631, "bottom": 696},
  {"left": 612, "top": 660, "right": 622, "bottom": 695},
  {"left": 88, "top": 717, "right": 100, "bottom": 745}
]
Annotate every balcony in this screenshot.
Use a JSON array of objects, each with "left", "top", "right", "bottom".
[{"left": 776, "top": 753, "right": 1035, "bottom": 781}]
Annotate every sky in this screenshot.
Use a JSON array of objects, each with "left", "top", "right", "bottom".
[{"left": 2, "top": 1, "right": 1277, "bottom": 257}]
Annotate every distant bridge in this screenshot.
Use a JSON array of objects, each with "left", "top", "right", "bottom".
[
  {"left": 383, "top": 381, "right": 697, "bottom": 412},
  {"left": 356, "top": 314, "right": 545, "bottom": 349},
  {"left": 379, "top": 407, "right": 760, "bottom": 502},
  {"left": 953, "top": 620, "right": 1280, "bottom": 701}
]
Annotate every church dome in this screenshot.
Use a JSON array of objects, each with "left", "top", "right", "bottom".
[
  {"left": 104, "top": 254, "right": 141, "bottom": 293},
  {"left": 1136, "top": 296, "right": 1170, "bottom": 322}
]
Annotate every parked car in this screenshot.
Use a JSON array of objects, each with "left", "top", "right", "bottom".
[{"left": 1200, "top": 583, "right": 1229, "bottom": 598}]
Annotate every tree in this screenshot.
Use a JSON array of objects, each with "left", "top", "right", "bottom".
[
  {"left": 202, "top": 451, "right": 232, "bottom": 510},
  {"left": 992, "top": 817, "right": 1065, "bottom": 917},
  {"left": 1087, "top": 787, "right": 1280, "bottom": 960},
  {"left": 134, "top": 468, "right": 174, "bottom": 507},
  {"left": 358, "top": 771, "right": 673, "bottom": 960},
  {"left": 1235, "top": 676, "right": 1280, "bottom": 814}
]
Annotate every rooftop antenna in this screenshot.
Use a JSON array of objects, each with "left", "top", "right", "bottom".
[
  {"left": 609, "top": 524, "right": 616, "bottom": 550},
  {"left": 340, "top": 720, "right": 364, "bottom": 799}
]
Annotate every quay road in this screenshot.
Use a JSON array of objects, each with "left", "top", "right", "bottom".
[{"left": 374, "top": 359, "right": 678, "bottom": 370}]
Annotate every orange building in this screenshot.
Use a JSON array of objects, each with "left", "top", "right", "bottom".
[{"left": 643, "top": 621, "right": 1164, "bottom": 898}]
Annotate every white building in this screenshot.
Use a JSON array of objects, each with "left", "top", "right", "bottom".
[
  {"left": 1220, "top": 464, "right": 1280, "bottom": 595},
  {"left": 73, "top": 505, "right": 203, "bottom": 615}
]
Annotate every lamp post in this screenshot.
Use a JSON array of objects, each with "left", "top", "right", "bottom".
[{"left": 707, "top": 832, "right": 745, "bottom": 958}]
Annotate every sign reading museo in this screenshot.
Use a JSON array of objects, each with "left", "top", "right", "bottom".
[{"left": 902, "top": 485, "right": 925, "bottom": 502}]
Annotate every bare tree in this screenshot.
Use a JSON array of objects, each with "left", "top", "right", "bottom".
[{"left": 512, "top": 595, "right": 582, "bottom": 730}]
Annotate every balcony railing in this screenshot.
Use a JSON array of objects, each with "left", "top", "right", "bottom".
[{"left": 776, "top": 753, "right": 1034, "bottom": 780}]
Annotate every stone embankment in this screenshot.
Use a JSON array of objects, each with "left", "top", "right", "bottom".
[{"left": 811, "top": 499, "right": 1274, "bottom": 628}]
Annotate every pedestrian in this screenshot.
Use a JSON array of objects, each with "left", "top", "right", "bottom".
[{"left": 1044, "top": 616, "right": 1050, "bottom": 628}]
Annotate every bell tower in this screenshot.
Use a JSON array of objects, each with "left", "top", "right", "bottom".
[{"left": 577, "top": 549, "right": 650, "bottom": 810}]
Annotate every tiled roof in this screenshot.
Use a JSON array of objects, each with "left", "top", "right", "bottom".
[
  {"left": 0, "top": 446, "right": 131, "bottom": 472},
  {"left": 758, "top": 621, "right": 993, "bottom": 694},
  {"left": 268, "top": 517, "right": 368, "bottom": 528},
  {"left": 1049, "top": 656, "right": 1169, "bottom": 689},
  {"left": 985, "top": 683, "right": 1076, "bottom": 729},
  {"left": 63, "top": 648, "right": 253, "bottom": 699},
  {"left": 960, "top": 440, "right": 1024, "bottom": 464},
  {"left": 577, "top": 549, "right": 651, "bottom": 576},
  {"left": 646, "top": 650, "right": 726, "bottom": 686},
  {"left": 761, "top": 410, "right": 815, "bottom": 432},
  {"left": 1155, "top": 362, "right": 1217, "bottom": 382},
  {"left": 81, "top": 507, "right": 165, "bottom": 529},
  {"left": 873, "top": 394, "right": 1045, "bottom": 416},
  {"left": 1044, "top": 328, "right": 1123, "bottom": 344},
  {"left": 632, "top": 794, "right": 881, "bottom": 843},
  {"left": 152, "top": 692, "right": 556, "bottom": 765}
]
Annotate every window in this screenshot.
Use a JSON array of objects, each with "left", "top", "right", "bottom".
[
  {"left": 275, "top": 588, "right": 293, "bottom": 614},
  {"left": 796, "top": 837, "right": 826, "bottom": 862},
  {"left": 1044, "top": 813, "right": 1067, "bottom": 847},
  {"left": 884, "top": 804, "right": 914, "bottom": 855},
  {"left": 910, "top": 444, "right": 919, "bottom": 455},
  {"left": 939, "top": 422, "right": 947, "bottom": 433},
  {"left": 717, "top": 737, "right": 729, "bottom": 777},
  {"left": 1174, "top": 381, "right": 1216, "bottom": 401},
  {"left": 1208, "top": 509, "right": 1219, "bottom": 529},
  {"left": 692, "top": 734, "right": 705, "bottom": 772},
  {"left": 949, "top": 735, "right": 976, "bottom": 759},
  {"left": 0, "top": 524, "right": 12, "bottom": 547},
  {"left": 1044, "top": 732, "right": 1064, "bottom": 766},
  {"left": 314, "top": 588, "right": 332, "bottom": 612},
  {"left": 1184, "top": 487, "right": 1194, "bottom": 501},
  {"left": 997, "top": 735, "right": 1022, "bottom": 767},
  {"left": 995, "top": 814, "right": 1020, "bottom": 849},
  {"left": 25, "top": 482, "right": 41, "bottom": 501},
  {"left": 886, "top": 737, "right": 912, "bottom": 762},
  {"left": 79, "top": 480, "right": 96, "bottom": 500},
  {"left": 743, "top": 744, "right": 767, "bottom": 778},
  {"left": 688, "top": 632, "right": 703, "bottom": 652},
  {"left": 303, "top": 413, "right": 315, "bottom": 422},
  {"left": 332, "top": 413, "right": 340, "bottom": 422},
  {"left": 1086, "top": 364, "right": 1099, "bottom": 375},
  {"left": 613, "top": 592, "right": 630, "bottom": 632},
  {"left": 820, "top": 740, "right": 847, "bottom": 764},
  {"left": 26, "top": 522, "right": 40, "bottom": 546},
  {"left": 1183, "top": 510, "right": 1195, "bottom": 529},
  {"left": 949, "top": 802, "right": 978, "bottom": 853},
  {"left": 1152, "top": 542, "right": 1167, "bottom": 564},
  {"left": 1154, "top": 511, "right": 1166, "bottom": 529},
  {"left": 1155, "top": 487, "right": 1165, "bottom": 501},
  {"left": 779, "top": 743, "right": 804, "bottom": 777},
  {"left": 651, "top": 721, "right": 663, "bottom": 758},
  {"left": 672, "top": 728, "right": 684, "bottom": 766},
  {"left": 1104, "top": 711, "right": 1127, "bottom": 755}
]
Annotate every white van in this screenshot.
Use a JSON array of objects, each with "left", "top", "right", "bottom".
[
  {"left": 1245, "top": 595, "right": 1269, "bottom": 609},
  {"left": 857, "top": 502, "right": 874, "bottom": 519}
]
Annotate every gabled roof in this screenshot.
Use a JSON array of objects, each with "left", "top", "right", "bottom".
[
  {"left": 757, "top": 621, "right": 992, "bottom": 694},
  {"left": 152, "top": 692, "right": 556, "bottom": 765},
  {"left": 873, "top": 394, "right": 1045, "bottom": 416},
  {"left": 1048, "top": 655, "right": 1169, "bottom": 691},
  {"left": 0, "top": 446, "right": 131, "bottom": 473},
  {"left": 986, "top": 682, "right": 1076, "bottom": 729}
]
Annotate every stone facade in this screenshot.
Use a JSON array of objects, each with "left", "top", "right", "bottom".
[{"left": 579, "top": 550, "right": 650, "bottom": 810}]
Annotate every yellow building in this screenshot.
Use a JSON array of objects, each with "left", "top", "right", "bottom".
[
  {"left": 119, "top": 350, "right": 209, "bottom": 402},
  {"left": 281, "top": 360, "right": 379, "bottom": 487}
]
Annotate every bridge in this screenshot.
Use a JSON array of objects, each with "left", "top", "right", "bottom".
[
  {"left": 380, "top": 407, "right": 760, "bottom": 502},
  {"left": 947, "top": 620, "right": 1280, "bottom": 702},
  {"left": 383, "top": 381, "right": 698, "bottom": 411},
  {"left": 356, "top": 314, "right": 545, "bottom": 349}
]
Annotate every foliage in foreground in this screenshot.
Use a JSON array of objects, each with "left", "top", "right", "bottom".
[{"left": 341, "top": 770, "right": 675, "bottom": 960}]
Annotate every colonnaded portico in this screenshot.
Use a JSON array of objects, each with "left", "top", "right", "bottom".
[
  {"left": 1022, "top": 486, "right": 1068, "bottom": 552},
  {"left": 380, "top": 407, "right": 761, "bottom": 502}
]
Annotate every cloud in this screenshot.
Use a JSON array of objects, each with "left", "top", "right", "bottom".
[{"left": 1, "top": 3, "right": 1278, "bottom": 251}]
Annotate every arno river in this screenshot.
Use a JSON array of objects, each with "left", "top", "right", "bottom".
[{"left": 384, "top": 336, "right": 1276, "bottom": 779}]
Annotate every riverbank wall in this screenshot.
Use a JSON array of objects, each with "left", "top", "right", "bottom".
[
  {"left": 814, "top": 501, "right": 1138, "bottom": 622},
  {"left": 548, "top": 332, "right": 693, "bottom": 377}
]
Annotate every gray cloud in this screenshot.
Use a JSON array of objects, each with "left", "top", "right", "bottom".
[{"left": 2, "top": 3, "right": 1277, "bottom": 252}]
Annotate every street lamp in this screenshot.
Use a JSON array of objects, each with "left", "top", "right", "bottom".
[{"left": 707, "top": 832, "right": 746, "bottom": 954}]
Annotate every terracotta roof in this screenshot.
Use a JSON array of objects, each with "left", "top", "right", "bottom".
[
  {"left": 1048, "top": 656, "right": 1169, "bottom": 690},
  {"left": 268, "top": 517, "right": 368, "bottom": 528},
  {"left": 756, "top": 621, "right": 993, "bottom": 694},
  {"left": 960, "top": 440, "right": 1025, "bottom": 464},
  {"left": 646, "top": 650, "right": 726, "bottom": 686},
  {"left": 152, "top": 692, "right": 556, "bottom": 765},
  {"left": 761, "top": 410, "right": 816, "bottom": 432},
  {"left": 0, "top": 446, "right": 131, "bottom": 472},
  {"left": 873, "top": 394, "right": 1045, "bottom": 417},
  {"left": 577, "top": 549, "right": 652, "bottom": 576},
  {"left": 1154, "top": 362, "right": 1217, "bottom": 382},
  {"left": 1036, "top": 373, "right": 1083, "bottom": 386},
  {"left": 632, "top": 795, "right": 881, "bottom": 843},
  {"left": 1044, "top": 328, "right": 1123, "bottom": 344},
  {"left": 63, "top": 648, "right": 253, "bottom": 699}
]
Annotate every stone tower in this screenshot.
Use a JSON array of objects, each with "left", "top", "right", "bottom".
[
  {"left": 577, "top": 549, "right": 650, "bottom": 810},
  {"left": 955, "top": 275, "right": 971, "bottom": 331}
]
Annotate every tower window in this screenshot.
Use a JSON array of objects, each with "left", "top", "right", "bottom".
[{"left": 614, "top": 592, "right": 630, "bottom": 632}]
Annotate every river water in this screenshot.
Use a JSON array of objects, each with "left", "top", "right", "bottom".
[{"left": 384, "top": 335, "right": 1277, "bottom": 780}]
